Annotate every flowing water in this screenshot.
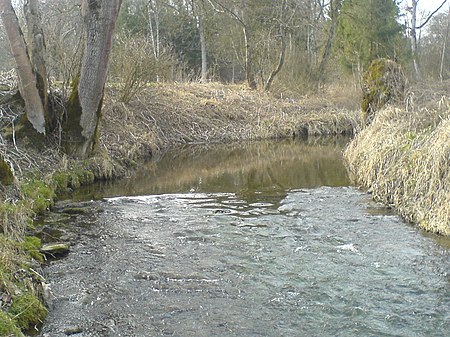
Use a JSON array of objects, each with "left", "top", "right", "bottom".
[{"left": 38, "top": 139, "right": 449, "bottom": 337}]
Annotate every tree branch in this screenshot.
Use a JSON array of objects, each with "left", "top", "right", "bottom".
[{"left": 416, "top": 0, "right": 448, "bottom": 30}]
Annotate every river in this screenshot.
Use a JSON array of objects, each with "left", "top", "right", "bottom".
[{"left": 37, "top": 139, "right": 449, "bottom": 337}]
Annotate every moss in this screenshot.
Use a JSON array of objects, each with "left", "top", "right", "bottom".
[
  {"left": 63, "top": 76, "right": 103, "bottom": 158},
  {"left": 8, "top": 292, "right": 47, "bottom": 331},
  {"left": 0, "top": 310, "right": 25, "bottom": 337},
  {"left": 0, "top": 236, "right": 47, "bottom": 335},
  {"left": 13, "top": 121, "right": 47, "bottom": 151},
  {"left": 52, "top": 168, "right": 95, "bottom": 193},
  {"left": 52, "top": 172, "right": 69, "bottom": 194},
  {"left": 61, "top": 207, "right": 85, "bottom": 215},
  {"left": 20, "top": 180, "right": 56, "bottom": 215},
  {"left": 22, "top": 237, "right": 44, "bottom": 264},
  {"left": 68, "top": 172, "right": 81, "bottom": 189},
  {"left": 0, "top": 156, "right": 14, "bottom": 186},
  {"left": 76, "top": 169, "right": 95, "bottom": 186},
  {"left": 361, "top": 58, "right": 406, "bottom": 125},
  {"left": 63, "top": 76, "right": 85, "bottom": 156}
]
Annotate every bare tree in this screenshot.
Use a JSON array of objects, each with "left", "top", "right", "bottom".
[
  {"left": 209, "top": 0, "right": 257, "bottom": 89},
  {"left": 407, "top": 0, "right": 448, "bottom": 78},
  {"left": 264, "top": 0, "right": 289, "bottom": 92},
  {"left": 316, "top": 0, "right": 343, "bottom": 86},
  {"left": 0, "top": 0, "right": 46, "bottom": 134}
]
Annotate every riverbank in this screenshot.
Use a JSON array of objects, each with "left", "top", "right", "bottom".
[
  {"left": 100, "top": 82, "right": 360, "bottom": 161},
  {"left": 344, "top": 81, "right": 450, "bottom": 236},
  {"left": 0, "top": 82, "right": 360, "bottom": 335}
]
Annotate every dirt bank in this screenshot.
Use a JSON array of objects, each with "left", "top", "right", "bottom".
[{"left": 344, "top": 81, "right": 450, "bottom": 236}]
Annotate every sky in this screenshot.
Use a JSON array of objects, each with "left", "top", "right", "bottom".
[
  {"left": 414, "top": 0, "right": 449, "bottom": 17},
  {"left": 397, "top": 0, "right": 449, "bottom": 28}
]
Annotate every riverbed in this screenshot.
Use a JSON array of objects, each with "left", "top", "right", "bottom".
[{"left": 37, "top": 139, "right": 449, "bottom": 337}]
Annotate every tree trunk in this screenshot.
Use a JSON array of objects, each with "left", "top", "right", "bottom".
[
  {"left": 240, "top": 0, "right": 256, "bottom": 89},
  {"left": 317, "top": 0, "right": 342, "bottom": 86},
  {"left": 408, "top": 0, "right": 421, "bottom": 78},
  {"left": 147, "top": 0, "right": 161, "bottom": 59},
  {"left": 64, "top": 0, "right": 122, "bottom": 158},
  {"left": 243, "top": 24, "right": 257, "bottom": 89},
  {"left": 24, "top": 0, "right": 51, "bottom": 127},
  {"left": 440, "top": 12, "right": 449, "bottom": 82},
  {"left": 264, "top": 33, "right": 286, "bottom": 92},
  {"left": 199, "top": 8, "right": 208, "bottom": 82},
  {"left": 264, "top": 0, "right": 288, "bottom": 92},
  {"left": 192, "top": 0, "right": 207, "bottom": 82},
  {"left": 0, "top": 0, "right": 45, "bottom": 134}
]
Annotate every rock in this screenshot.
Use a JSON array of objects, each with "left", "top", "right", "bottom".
[
  {"left": 61, "top": 207, "right": 86, "bottom": 215},
  {"left": 63, "top": 325, "right": 83, "bottom": 335},
  {"left": 40, "top": 243, "right": 70, "bottom": 256}
]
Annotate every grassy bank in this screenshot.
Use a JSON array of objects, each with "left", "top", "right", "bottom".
[
  {"left": 344, "top": 82, "right": 450, "bottom": 236},
  {"left": 1, "top": 82, "right": 359, "bottom": 335}
]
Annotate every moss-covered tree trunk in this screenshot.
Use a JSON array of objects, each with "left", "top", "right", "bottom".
[
  {"left": 64, "top": 0, "right": 122, "bottom": 158},
  {"left": 0, "top": 0, "right": 46, "bottom": 134},
  {"left": 361, "top": 58, "right": 406, "bottom": 125}
]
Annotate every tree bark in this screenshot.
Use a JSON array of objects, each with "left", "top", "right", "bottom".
[
  {"left": 0, "top": 0, "right": 46, "bottom": 134},
  {"left": 64, "top": 0, "right": 122, "bottom": 158},
  {"left": 24, "top": 0, "right": 51, "bottom": 127}
]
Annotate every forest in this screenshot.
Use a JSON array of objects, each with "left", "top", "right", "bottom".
[{"left": 0, "top": 0, "right": 448, "bottom": 96}]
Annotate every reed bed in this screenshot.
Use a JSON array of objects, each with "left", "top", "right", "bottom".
[{"left": 344, "top": 90, "right": 450, "bottom": 236}]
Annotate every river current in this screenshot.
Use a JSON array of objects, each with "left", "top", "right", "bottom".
[{"left": 38, "top": 139, "right": 449, "bottom": 337}]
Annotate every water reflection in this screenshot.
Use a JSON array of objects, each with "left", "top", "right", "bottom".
[{"left": 75, "top": 137, "right": 351, "bottom": 204}]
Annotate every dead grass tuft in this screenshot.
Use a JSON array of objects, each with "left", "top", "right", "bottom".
[{"left": 344, "top": 85, "right": 450, "bottom": 235}]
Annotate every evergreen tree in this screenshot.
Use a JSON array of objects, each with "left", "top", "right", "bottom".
[{"left": 336, "top": 0, "right": 405, "bottom": 70}]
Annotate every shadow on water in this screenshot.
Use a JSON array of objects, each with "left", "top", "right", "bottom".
[{"left": 73, "top": 137, "right": 351, "bottom": 204}]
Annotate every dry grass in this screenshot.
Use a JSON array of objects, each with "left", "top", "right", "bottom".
[
  {"left": 100, "top": 82, "right": 360, "bottom": 160},
  {"left": 344, "top": 83, "right": 450, "bottom": 236}
]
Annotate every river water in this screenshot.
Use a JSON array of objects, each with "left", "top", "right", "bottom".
[{"left": 38, "top": 139, "right": 449, "bottom": 337}]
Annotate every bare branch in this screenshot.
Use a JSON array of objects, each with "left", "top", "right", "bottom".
[{"left": 416, "top": 0, "right": 448, "bottom": 30}]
